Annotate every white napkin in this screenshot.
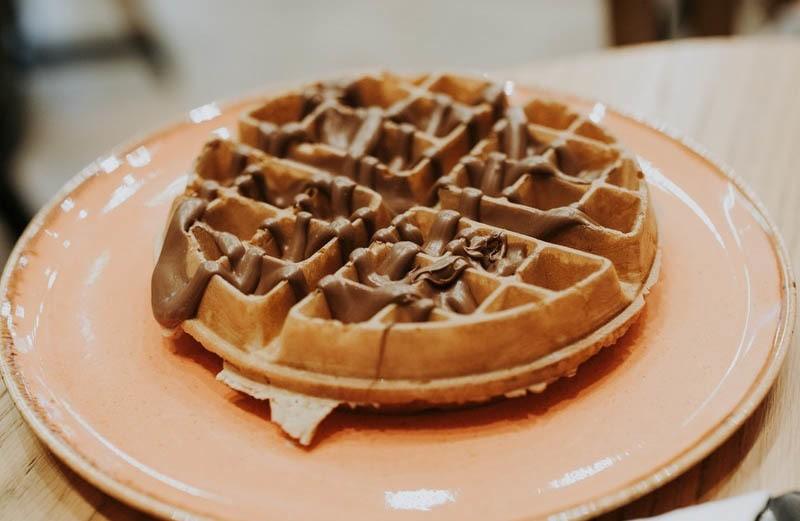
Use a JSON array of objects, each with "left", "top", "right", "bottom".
[{"left": 636, "top": 491, "right": 770, "bottom": 520}]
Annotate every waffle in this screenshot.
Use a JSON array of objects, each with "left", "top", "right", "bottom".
[{"left": 152, "top": 73, "right": 659, "bottom": 445}]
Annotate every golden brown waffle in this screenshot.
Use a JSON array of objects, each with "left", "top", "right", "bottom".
[{"left": 152, "top": 73, "right": 659, "bottom": 445}]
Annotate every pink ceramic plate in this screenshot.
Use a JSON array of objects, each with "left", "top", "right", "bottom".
[{"left": 0, "top": 83, "right": 795, "bottom": 521}]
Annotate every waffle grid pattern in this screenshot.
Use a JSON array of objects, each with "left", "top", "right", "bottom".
[{"left": 152, "top": 72, "right": 658, "bottom": 409}]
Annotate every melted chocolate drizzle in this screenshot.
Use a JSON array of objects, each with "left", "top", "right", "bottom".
[
  {"left": 153, "top": 198, "right": 268, "bottom": 328},
  {"left": 258, "top": 121, "right": 308, "bottom": 158},
  {"left": 446, "top": 228, "right": 526, "bottom": 277},
  {"left": 460, "top": 153, "right": 557, "bottom": 198},
  {"left": 495, "top": 107, "right": 534, "bottom": 160},
  {"left": 387, "top": 92, "right": 474, "bottom": 139},
  {"left": 234, "top": 171, "right": 269, "bottom": 202},
  {"left": 373, "top": 210, "right": 526, "bottom": 276},
  {"left": 254, "top": 83, "right": 348, "bottom": 157},
  {"left": 310, "top": 106, "right": 423, "bottom": 214},
  {"left": 252, "top": 77, "right": 508, "bottom": 215},
  {"left": 458, "top": 188, "right": 482, "bottom": 220},
  {"left": 319, "top": 237, "right": 478, "bottom": 324},
  {"left": 292, "top": 176, "right": 357, "bottom": 220},
  {"left": 424, "top": 209, "right": 460, "bottom": 256},
  {"left": 152, "top": 198, "right": 216, "bottom": 328},
  {"left": 154, "top": 75, "right": 606, "bottom": 331},
  {"left": 152, "top": 188, "right": 375, "bottom": 328},
  {"left": 320, "top": 209, "right": 532, "bottom": 323},
  {"left": 436, "top": 151, "right": 596, "bottom": 241}
]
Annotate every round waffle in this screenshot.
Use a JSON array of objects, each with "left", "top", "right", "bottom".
[{"left": 152, "top": 73, "right": 659, "bottom": 444}]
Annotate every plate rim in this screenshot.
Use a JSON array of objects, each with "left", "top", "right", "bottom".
[{"left": 0, "top": 80, "right": 795, "bottom": 521}]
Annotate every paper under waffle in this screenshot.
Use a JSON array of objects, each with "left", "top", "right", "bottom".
[{"left": 152, "top": 73, "right": 659, "bottom": 445}]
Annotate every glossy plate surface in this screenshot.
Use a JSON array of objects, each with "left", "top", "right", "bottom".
[{"left": 0, "top": 85, "right": 794, "bottom": 521}]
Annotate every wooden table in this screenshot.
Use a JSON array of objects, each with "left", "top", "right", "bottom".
[{"left": 1, "top": 37, "right": 799, "bottom": 520}]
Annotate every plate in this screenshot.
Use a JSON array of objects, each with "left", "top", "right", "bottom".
[{"left": 0, "top": 83, "right": 794, "bottom": 520}]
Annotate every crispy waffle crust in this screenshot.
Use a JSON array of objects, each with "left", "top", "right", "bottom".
[{"left": 152, "top": 73, "right": 659, "bottom": 444}]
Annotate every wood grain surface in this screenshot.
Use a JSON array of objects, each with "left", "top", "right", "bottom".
[{"left": 1, "top": 36, "right": 798, "bottom": 520}]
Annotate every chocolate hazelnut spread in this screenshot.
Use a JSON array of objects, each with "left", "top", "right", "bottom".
[
  {"left": 153, "top": 194, "right": 372, "bottom": 327},
  {"left": 149, "top": 73, "right": 660, "bottom": 446},
  {"left": 155, "top": 74, "right": 627, "bottom": 331}
]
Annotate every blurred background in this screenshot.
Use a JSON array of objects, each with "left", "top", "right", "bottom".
[{"left": 1, "top": 0, "right": 799, "bottom": 264}]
